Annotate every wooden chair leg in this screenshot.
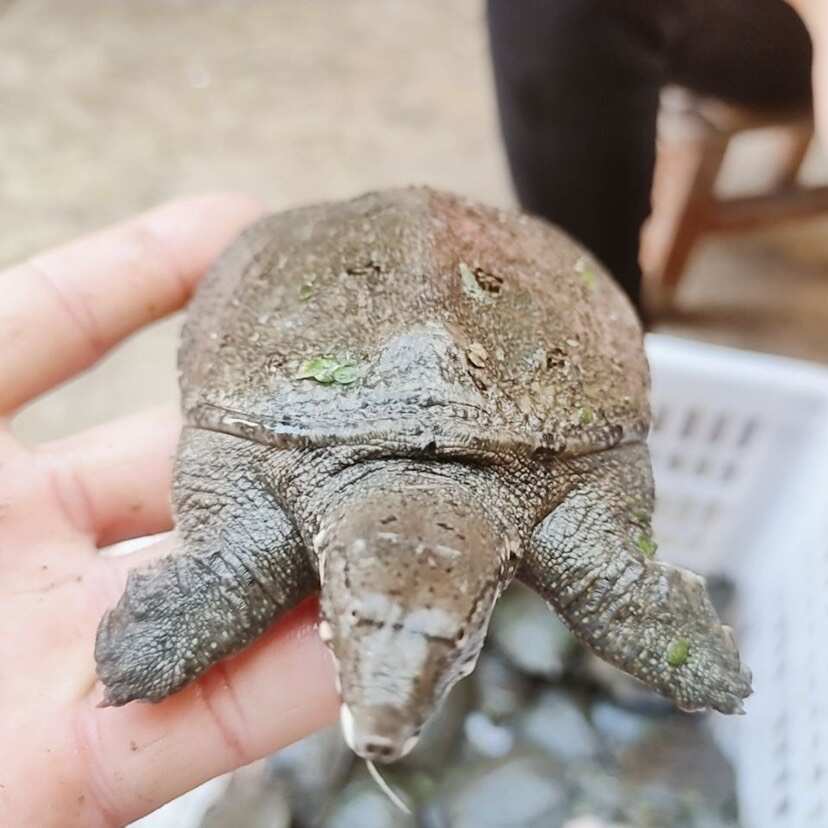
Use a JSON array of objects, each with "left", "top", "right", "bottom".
[
  {"left": 771, "top": 123, "right": 813, "bottom": 190},
  {"left": 643, "top": 125, "right": 729, "bottom": 310},
  {"left": 644, "top": 88, "right": 823, "bottom": 319}
]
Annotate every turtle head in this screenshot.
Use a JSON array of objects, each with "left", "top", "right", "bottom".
[{"left": 316, "top": 475, "right": 513, "bottom": 763}]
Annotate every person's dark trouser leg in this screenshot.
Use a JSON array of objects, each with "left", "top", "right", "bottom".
[
  {"left": 486, "top": 0, "right": 666, "bottom": 311},
  {"left": 486, "top": 0, "right": 812, "bottom": 315},
  {"left": 669, "top": 0, "right": 811, "bottom": 109}
]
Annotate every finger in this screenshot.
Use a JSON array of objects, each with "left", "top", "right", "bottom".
[
  {"left": 0, "top": 193, "right": 263, "bottom": 414},
  {"left": 36, "top": 406, "right": 181, "bottom": 548},
  {"left": 3, "top": 535, "right": 174, "bottom": 694},
  {"left": 74, "top": 598, "right": 337, "bottom": 827}
]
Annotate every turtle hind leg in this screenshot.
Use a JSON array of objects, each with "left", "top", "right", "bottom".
[
  {"left": 520, "top": 442, "right": 752, "bottom": 714},
  {"left": 95, "top": 427, "right": 315, "bottom": 706}
]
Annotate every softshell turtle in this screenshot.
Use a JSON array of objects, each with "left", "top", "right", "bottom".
[{"left": 95, "top": 187, "right": 751, "bottom": 762}]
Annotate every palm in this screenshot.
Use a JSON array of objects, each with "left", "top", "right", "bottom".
[{"left": 0, "top": 196, "right": 336, "bottom": 828}]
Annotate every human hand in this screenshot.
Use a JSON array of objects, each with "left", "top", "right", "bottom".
[{"left": 0, "top": 196, "right": 338, "bottom": 827}]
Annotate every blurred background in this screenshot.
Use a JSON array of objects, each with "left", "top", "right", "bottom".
[{"left": 3, "top": 2, "right": 828, "bottom": 827}]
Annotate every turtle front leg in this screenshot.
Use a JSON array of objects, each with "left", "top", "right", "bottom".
[
  {"left": 521, "top": 443, "right": 752, "bottom": 714},
  {"left": 95, "top": 428, "right": 317, "bottom": 706}
]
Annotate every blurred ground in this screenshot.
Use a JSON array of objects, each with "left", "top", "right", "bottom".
[{"left": 2, "top": 0, "right": 827, "bottom": 443}]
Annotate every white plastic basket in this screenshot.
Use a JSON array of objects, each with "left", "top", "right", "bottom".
[
  {"left": 132, "top": 333, "right": 828, "bottom": 828},
  {"left": 647, "top": 334, "right": 828, "bottom": 828}
]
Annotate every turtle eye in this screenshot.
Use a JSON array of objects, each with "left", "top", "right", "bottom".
[{"left": 455, "top": 626, "right": 467, "bottom": 645}]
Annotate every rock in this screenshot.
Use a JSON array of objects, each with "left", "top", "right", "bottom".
[
  {"left": 427, "top": 752, "right": 570, "bottom": 828},
  {"left": 266, "top": 724, "right": 354, "bottom": 826},
  {"left": 685, "top": 810, "right": 740, "bottom": 828},
  {"left": 199, "top": 761, "right": 291, "bottom": 828},
  {"left": 385, "top": 767, "right": 441, "bottom": 808},
  {"left": 463, "top": 711, "right": 516, "bottom": 759},
  {"left": 489, "top": 583, "right": 575, "bottom": 679},
  {"left": 564, "top": 761, "right": 627, "bottom": 823},
  {"left": 562, "top": 818, "right": 629, "bottom": 828},
  {"left": 590, "top": 702, "right": 656, "bottom": 754},
  {"left": 401, "top": 678, "right": 472, "bottom": 771},
  {"left": 616, "top": 784, "right": 739, "bottom": 828},
  {"left": 471, "top": 650, "right": 533, "bottom": 722},
  {"left": 619, "top": 784, "right": 687, "bottom": 828},
  {"left": 516, "top": 689, "right": 601, "bottom": 762},
  {"left": 324, "top": 771, "right": 417, "bottom": 828},
  {"left": 615, "top": 717, "right": 737, "bottom": 816}
]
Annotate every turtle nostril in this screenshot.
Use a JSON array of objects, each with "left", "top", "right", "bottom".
[{"left": 361, "top": 738, "right": 397, "bottom": 761}]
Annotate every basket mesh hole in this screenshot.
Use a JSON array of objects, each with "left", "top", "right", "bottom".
[
  {"left": 709, "top": 413, "right": 728, "bottom": 443},
  {"left": 653, "top": 406, "right": 667, "bottom": 433},
  {"left": 738, "top": 417, "right": 760, "bottom": 448},
  {"left": 695, "top": 457, "right": 710, "bottom": 476},
  {"left": 681, "top": 409, "right": 700, "bottom": 438},
  {"left": 702, "top": 502, "right": 720, "bottom": 522}
]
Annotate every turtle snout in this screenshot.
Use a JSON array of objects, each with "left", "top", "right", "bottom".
[{"left": 339, "top": 703, "right": 420, "bottom": 763}]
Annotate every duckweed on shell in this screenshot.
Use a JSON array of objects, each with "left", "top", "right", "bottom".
[
  {"left": 295, "top": 355, "right": 359, "bottom": 385},
  {"left": 666, "top": 639, "right": 691, "bottom": 668},
  {"left": 636, "top": 534, "right": 658, "bottom": 558}
]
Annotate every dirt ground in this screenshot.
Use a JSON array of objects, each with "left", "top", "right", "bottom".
[{"left": 2, "top": 0, "right": 827, "bottom": 443}]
